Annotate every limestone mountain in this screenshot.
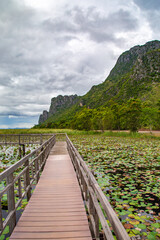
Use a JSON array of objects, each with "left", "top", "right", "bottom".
[{"left": 37, "top": 40, "right": 160, "bottom": 127}]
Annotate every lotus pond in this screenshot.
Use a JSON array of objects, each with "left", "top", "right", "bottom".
[
  {"left": 71, "top": 135, "right": 160, "bottom": 240},
  {"left": 0, "top": 144, "right": 40, "bottom": 172},
  {"left": 0, "top": 144, "right": 39, "bottom": 240}
]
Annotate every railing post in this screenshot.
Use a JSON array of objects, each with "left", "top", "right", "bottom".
[
  {"left": 18, "top": 178, "right": 22, "bottom": 199},
  {"left": 24, "top": 159, "right": 31, "bottom": 201},
  {"left": 89, "top": 192, "right": 94, "bottom": 215},
  {"left": 82, "top": 176, "right": 88, "bottom": 201},
  {"left": 19, "top": 145, "right": 22, "bottom": 158},
  {"left": 40, "top": 150, "right": 42, "bottom": 167},
  {"left": 22, "top": 144, "right": 25, "bottom": 156},
  {"left": 94, "top": 208, "right": 99, "bottom": 238},
  {"left": 0, "top": 197, "right": 3, "bottom": 232},
  {"left": 40, "top": 134, "right": 43, "bottom": 145},
  {"left": 88, "top": 191, "right": 95, "bottom": 238},
  {"left": 35, "top": 157, "right": 40, "bottom": 183},
  {"left": 88, "top": 176, "right": 99, "bottom": 239},
  {"left": 41, "top": 147, "right": 46, "bottom": 171},
  {"left": 7, "top": 173, "right": 16, "bottom": 234}
]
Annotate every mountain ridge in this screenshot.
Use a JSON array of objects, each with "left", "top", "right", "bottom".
[{"left": 37, "top": 40, "right": 160, "bottom": 129}]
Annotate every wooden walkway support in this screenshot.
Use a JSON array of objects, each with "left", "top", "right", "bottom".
[{"left": 10, "top": 141, "right": 92, "bottom": 240}]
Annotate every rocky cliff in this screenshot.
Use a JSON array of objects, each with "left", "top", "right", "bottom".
[
  {"left": 48, "top": 95, "right": 78, "bottom": 117},
  {"left": 82, "top": 40, "right": 160, "bottom": 107},
  {"left": 38, "top": 110, "right": 48, "bottom": 124},
  {"left": 38, "top": 95, "right": 78, "bottom": 124},
  {"left": 107, "top": 40, "right": 160, "bottom": 82}
]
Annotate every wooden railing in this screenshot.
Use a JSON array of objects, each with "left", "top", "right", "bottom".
[
  {"left": 0, "top": 134, "right": 53, "bottom": 145},
  {"left": 66, "top": 135, "right": 130, "bottom": 240},
  {"left": 0, "top": 135, "right": 56, "bottom": 236}
]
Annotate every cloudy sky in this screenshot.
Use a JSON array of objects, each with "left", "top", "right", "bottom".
[{"left": 0, "top": 0, "right": 160, "bottom": 128}]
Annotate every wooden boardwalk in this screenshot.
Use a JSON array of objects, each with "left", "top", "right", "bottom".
[{"left": 10, "top": 142, "right": 92, "bottom": 240}]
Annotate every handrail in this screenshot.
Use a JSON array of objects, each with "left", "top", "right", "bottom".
[
  {"left": 0, "top": 133, "right": 53, "bottom": 145},
  {"left": 0, "top": 134, "right": 56, "bottom": 236},
  {"left": 66, "top": 135, "right": 130, "bottom": 240}
]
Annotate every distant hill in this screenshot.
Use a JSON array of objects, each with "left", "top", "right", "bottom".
[{"left": 36, "top": 40, "right": 160, "bottom": 129}]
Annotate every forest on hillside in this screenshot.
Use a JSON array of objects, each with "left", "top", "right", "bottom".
[{"left": 36, "top": 98, "right": 160, "bottom": 132}]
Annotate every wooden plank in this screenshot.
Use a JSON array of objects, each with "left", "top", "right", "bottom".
[
  {"left": 19, "top": 216, "right": 88, "bottom": 221},
  {"left": 10, "top": 225, "right": 90, "bottom": 232},
  {"left": 25, "top": 202, "right": 84, "bottom": 207},
  {"left": 11, "top": 238, "right": 92, "bottom": 240},
  {"left": 10, "top": 231, "right": 91, "bottom": 239},
  {"left": 28, "top": 195, "right": 83, "bottom": 202},
  {"left": 22, "top": 212, "right": 87, "bottom": 217},
  {"left": 33, "top": 188, "right": 81, "bottom": 192},
  {"left": 24, "top": 208, "right": 86, "bottom": 213},
  {"left": 30, "top": 193, "right": 82, "bottom": 197},
  {"left": 16, "top": 220, "right": 89, "bottom": 227},
  {"left": 29, "top": 194, "right": 82, "bottom": 197},
  {"left": 26, "top": 202, "right": 83, "bottom": 206}
]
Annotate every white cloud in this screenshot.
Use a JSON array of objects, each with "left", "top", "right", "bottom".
[
  {"left": 0, "top": 125, "right": 9, "bottom": 129},
  {"left": 8, "top": 115, "right": 20, "bottom": 119}
]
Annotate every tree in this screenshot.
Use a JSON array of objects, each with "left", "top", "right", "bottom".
[
  {"left": 156, "top": 99, "right": 160, "bottom": 129},
  {"left": 91, "top": 109, "right": 104, "bottom": 131},
  {"left": 91, "top": 107, "right": 115, "bottom": 131},
  {"left": 102, "top": 107, "right": 115, "bottom": 130},
  {"left": 119, "top": 104, "right": 128, "bottom": 130},
  {"left": 111, "top": 103, "right": 121, "bottom": 130},
  {"left": 72, "top": 107, "right": 93, "bottom": 131},
  {"left": 126, "top": 99, "right": 142, "bottom": 132},
  {"left": 141, "top": 101, "right": 158, "bottom": 131}
]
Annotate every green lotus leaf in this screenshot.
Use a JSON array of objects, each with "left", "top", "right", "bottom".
[
  {"left": 137, "top": 224, "right": 147, "bottom": 229},
  {"left": 147, "top": 232, "right": 157, "bottom": 240}
]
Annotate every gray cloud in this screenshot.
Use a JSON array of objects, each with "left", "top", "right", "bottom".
[
  {"left": 133, "top": 0, "right": 160, "bottom": 10},
  {"left": 133, "top": 0, "right": 160, "bottom": 32},
  {"left": 43, "top": 7, "right": 139, "bottom": 44}
]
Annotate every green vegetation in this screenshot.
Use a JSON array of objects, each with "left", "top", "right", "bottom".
[
  {"left": 0, "top": 128, "right": 77, "bottom": 134},
  {"left": 35, "top": 97, "right": 160, "bottom": 132},
  {"left": 1, "top": 128, "right": 160, "bottom": 140},
  {"left": 71, "top": 135, "right": 160, "bottom": 239},
  {"left": 0, "top": 128, "right": 105, "bottom": 136}
]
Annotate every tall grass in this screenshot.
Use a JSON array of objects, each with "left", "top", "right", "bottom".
[
  {"left": 0, "top": 128, "right": 159, "bottom": 139},
  {"left": 0, "top": 128, "right": 94, "bottom": 135}
]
